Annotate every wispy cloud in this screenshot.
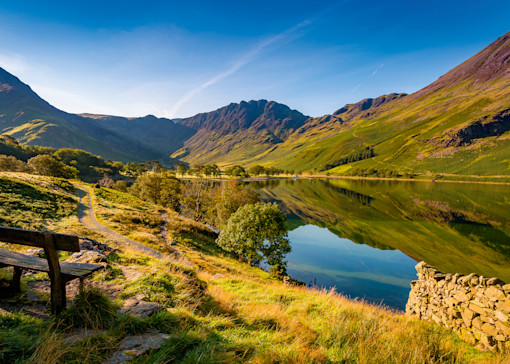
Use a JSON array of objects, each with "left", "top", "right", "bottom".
[
  {"left": 370, "top": 63, "right": 384, "bottom": 77},
  {"left": 350, "top": 63, "right": 384, "bottom": 93},
  {"left": 167, "top": 19, "right": 312, "bottom": 117}
]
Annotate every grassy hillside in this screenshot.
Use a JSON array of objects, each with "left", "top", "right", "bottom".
[{"left": 0, "top": 172, "right": 506, "bottom": 362}]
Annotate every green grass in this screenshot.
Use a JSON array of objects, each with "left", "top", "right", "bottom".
[{"left": 0, "top": 174, "right": 77, "bottom": 230}]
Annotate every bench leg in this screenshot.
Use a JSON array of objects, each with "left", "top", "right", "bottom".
[
  {"left": 49, "top": 274, "right": 66, "bottom": 315},
  {"left": 79, "top": 277, "right": 84, "bottom": 293},
  {"left": 11, "top": 267, "right": 22, "bottom": 293}
]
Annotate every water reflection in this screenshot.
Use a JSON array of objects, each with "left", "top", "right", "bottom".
[{"left": 249, "top": 178, "right": 510, "bottom": 309}]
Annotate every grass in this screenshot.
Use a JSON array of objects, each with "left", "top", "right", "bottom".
[{"left": 0, "top": 173, "right": 509, "bottom": 362}]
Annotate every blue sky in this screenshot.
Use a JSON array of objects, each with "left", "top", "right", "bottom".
[{"left": 0, "top": 1, "right": 508, "bottom": 118}]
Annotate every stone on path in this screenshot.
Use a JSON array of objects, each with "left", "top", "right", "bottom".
[
  {"left": 119, "top": 294, "right": 163, "bottom": 318},
  {"left": 105, "top": 332, "right": 170, "bottom": 363}
]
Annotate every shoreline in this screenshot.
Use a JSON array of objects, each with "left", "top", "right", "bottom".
[{"left": 180, "top": 174, "right": 510, "bottom": 185}]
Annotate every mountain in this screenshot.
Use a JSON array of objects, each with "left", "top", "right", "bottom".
[
  {"left": 0, "top": 68, "right": 194, "bottom": 163},
  {"left": 171, "top": 100, "right": 309, "bottom": 165},
  {"left": 249, "top": 31, "right": 510, "bottom": 175},
  {"left": 1, "top": 31, "right": 509, "bottom": 175}
]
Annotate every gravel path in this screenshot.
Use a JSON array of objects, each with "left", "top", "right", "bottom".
[{"left": 76, "top": 184, "right": 163, "bottom": 259}]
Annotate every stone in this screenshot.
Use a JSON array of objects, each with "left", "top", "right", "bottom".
[
  {"left": 481, "top": 323, "right": 498, "bottom": 337},
  {"left": 495, "top": 334, "right": 507, "bottom": 342},
  {"left": 496, "top": 300, "right": 510, "bottom": 314},
  {"left": 486, "top": 278, "right": 504, "bottom": 286},
  {"left": 470, "top": 276, "right": 480, "bottom": 287},
  {"left": 26, "top": 248, "right": 44, "bottom": 257},
  {"left": 68, "top": 250, "right": 108, "bottom": 265},
  {"left": 495, "top": 321, "right": 510, "bottom": 336},
  {"left": 119, "top": 297, "right": 163, "bottom": 318},
  {"left": 459, "top": 329, "right": 477, "bottom": 345},
  {"left": 462, "top": 309, "right": 475, "bottom": 327},
  {"left": 455, "top": 291, "right": 471, "bottom": 302},
  {"left": 495, "top": 310, "right": 508, "bottom": 323},
  {"left": 502, "top": 284, "right": 510, "bottom": 292},
  {"left": 485, "top": 286, "right": 505, "bottom": 301},
  {"left": 480, "top": 315, "right": 495, "bottom": 324},
  {"left": 105, "top": 332, "right": 170, "bottom": 363},
  {"left": 469, "top": 302, "right": 486, "bottom": 315},
  {"left": 472, "top": 316, "right": 483, "bottom": 330}
]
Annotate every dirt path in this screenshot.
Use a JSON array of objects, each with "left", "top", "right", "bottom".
[{"left": 75, "top": 184, "right": 163, "bottom": 259}]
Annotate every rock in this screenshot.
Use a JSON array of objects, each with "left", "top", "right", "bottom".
[
  {"left": 496, "top": 321, "right": 510, "bottom": 336},
  {"left": 26, "top": 248, "right": 44, "bottom": 257},
  {"left": 79, "top": 238, "right": 115, "bottom": 255},
  {"left": 496, "top": 300, "right": 510, "bottom": 314},
  {"left": 209, "top": 273, "right": 225, "bottom": 282},
  {"left": 485, "top": 286, "right": 505, "bottom": 301},
  {"left": 481, "top": 323, "right": 499, "bottom": 337},
  {"left": 495, "top": 310, "right": 508, "bottom": 323},
  {"left": 105, "top": 332, "right": 170, "bottom": 363},
  {"left": 472, "top": 316, "right": 483, "bottom": 330},
  {"left": 469, "top": 302, "right": 486, "bottom": 316},
  {"left": 68, "top": 251, "right": 108, "bottom": 266},
  {"left": 119, "top": 297, "right": 163, "bottom": 318},
  {"left": 486, "top": 278, "right": 504, "bottom": 286}
]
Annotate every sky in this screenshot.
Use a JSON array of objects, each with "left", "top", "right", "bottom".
[{"left": 0, "top": 0, "right": 509, "bottom": 119}]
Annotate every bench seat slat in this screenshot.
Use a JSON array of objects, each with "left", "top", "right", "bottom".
[{"left": 0, "top": 248, "right": 103, "bottom": 278}]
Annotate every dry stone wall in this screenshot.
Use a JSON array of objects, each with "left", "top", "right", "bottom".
[{"left": 406, "top": 261, "right": 510, "bottom": 351}]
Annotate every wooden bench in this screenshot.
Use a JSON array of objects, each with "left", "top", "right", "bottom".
[{"left": 0, "top": 226, "right": 104, "bottom": 314}]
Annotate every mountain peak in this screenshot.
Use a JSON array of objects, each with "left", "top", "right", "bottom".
[
  {"left": 413, "top": 31, "right": 510, "bottom": 99},
  {"left": 333, "top": 93, "right": 407, "bottom": 120},
  {"left": 178, "top": 99, "right": 309, "bottom": 135}
]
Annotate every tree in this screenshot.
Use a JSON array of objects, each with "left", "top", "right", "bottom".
[
  {"left": 207, "top": 180, "right": 259, "bottom": 228},
  {"left": 175, "top": 163, "right": 187, "bottom": 177},
  {"left": 216, "top": 202, "right": 291, "bottom": 276},
  {"left": 28, "top": 154, "right": 77, "bottom": 179},
  {"left": 248, "top": 165, "right": 266, "bottom": 176},
  {"left": 112, "top": 180, "right": 128, "bottom": 192},
  {"left": 224, "top": 165, "right": 247, "bottom": 177},
  {"left": 0, "top": 155, "right": 27, "bottom": 172},
  {"left": 130, "top": 171, "right": 182, "bottom": 210}
]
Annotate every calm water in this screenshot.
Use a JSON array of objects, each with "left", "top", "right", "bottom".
[{"left": 249, "top": 179, "right": 510, "bottom": 310}]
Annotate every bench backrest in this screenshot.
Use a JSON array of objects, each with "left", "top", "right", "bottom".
[{"left": 0, "top": 226, "right": 80, "bottom": 252}]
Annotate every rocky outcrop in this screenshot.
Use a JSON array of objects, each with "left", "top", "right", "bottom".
[
  {"left": 406, "top": 262, "right": 510, "bottom": 351},
  {"left": 433, "top": 108, "right": 510, "bottom": 147}
]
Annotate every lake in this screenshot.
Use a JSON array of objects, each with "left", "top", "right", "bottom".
[{"left": 249, "top": 178, "right": 510, "bottom": 310}]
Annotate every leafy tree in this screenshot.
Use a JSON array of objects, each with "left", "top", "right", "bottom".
[
  {"left": 216, "top": 202, "right": 291, "bottom": 275},
  {"left": 28, "top": 154, "right": 77, "bottom": 179},
  {"left": 180, "top": 178, "right": 210, "bottom": 220},
  {"left": 175, "top": 163, "right": 188, "bottom": 177},
  {"left": 207, "top": 180, "right": 259, "bottom": 228},
  {"left": 0, "top": 155, "right": 28, "bottom": 172},
  {"left": 224, "top": 165, "right": 248, "bottom": 177},
  {"left": 130, "top": 171, "right": 182, "bottom": 210},
  {"left": 112, "top": 180, "right": 128, "bottom": 192},
  {"left": 248, "top": 165, "right": 266, "bottom": 176}
]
